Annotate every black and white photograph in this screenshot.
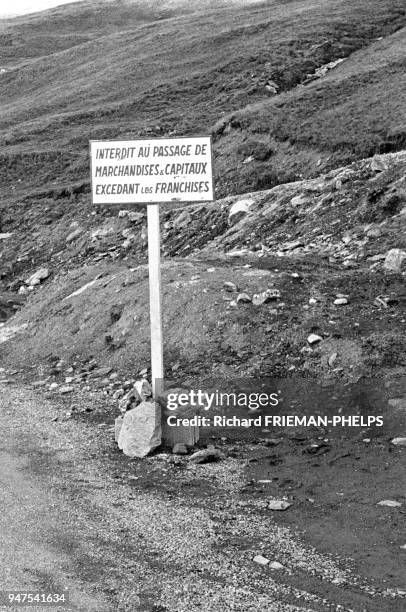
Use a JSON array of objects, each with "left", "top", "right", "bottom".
[{"left": 0, "top": 0, "right": 405, "bottom": 610}]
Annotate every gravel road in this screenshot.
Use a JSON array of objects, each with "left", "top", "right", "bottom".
[{"left": 0, "top": 382, "right": 403, "bottom": 612}]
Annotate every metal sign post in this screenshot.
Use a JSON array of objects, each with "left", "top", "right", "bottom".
[{"left": 147, "top": 203, "right": 164, "bottom": 398}]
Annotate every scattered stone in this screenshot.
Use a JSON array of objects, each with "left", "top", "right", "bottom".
[
  {"left": 374, "top": 296, "right": 389, "bottom": 308},
  {"left": 368, "top": 253, "right": 386, "bottom": 262},
  {"left": 365, "top": 226, "right": 382, "bottom": 238},
  {"left": 172, "top": 210, "right": 192, "bottom": 229},
  {"left": 134, "top": 379, "right": 152, "bottom": 401},
  {"left": 59, "top": 386, "right": 73, "bottom": 394},
  {"left": 269, "top": 561, "right": 285, "bottom": 571},
  {"left": 334, "top": 297, "right": 348, "bottom": 305},
  {"left": 268, "top": 500, "right": 291, "bottom": 511},
  {"left": 252, "top": 288, "right": 281, "bottom": 306},
  {"left": 127, "top": 211, "right": 143, "bottom": 223},
  {"left": 377, "top": 500, "right": 402, "bottom": 508},
  {"left": 26, "top": 267, "right": 49, "bottom": 287},
  {"left": 189, "top": 447, "right": 224, "bottom": 464},
  {"left": 66, "top": 227, "right": 84, "bottom": 243},
  {"left": 224, "top": 281, "right": 238, "bottom": 293},
  {"left": 383, "top": 249, "right": 406, "bottom": 273},
  {"left": 253, "top": 555, "right": 269, "bottom": 566},
  {"left": 110, "top": 303, "right": 124, "bottom": 323},
  {"left": 228, "top": 199, "right": 254, "bottom": 226},
  {"left": 328, "top": 352, "right": 338, "bottom": 367},
  {"left": 172, "top": 443, "right": 188, "bottom": 455},
  {"left": 117, "top": 400, "right": 162, "bottom": 458},
  {"left": 391, "top": 438, "right": 406, "bottom": 447},
  {"left": 371, "top": 156, "right": 389, "bottom": 172},
  {"left": 307, "top": 334, "right": 323, "bottom": 345},
  {"left": 236, "top": 292, "right": 251, "bottom": 303}
]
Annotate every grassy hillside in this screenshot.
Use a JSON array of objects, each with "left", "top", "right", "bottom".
[{"left": 0, "top": 0, "right": 405, "bottom": 204}]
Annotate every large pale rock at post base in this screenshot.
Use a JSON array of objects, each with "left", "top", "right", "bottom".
[{"left": 118, "top": 401, "right": 162, "bottom": 458}]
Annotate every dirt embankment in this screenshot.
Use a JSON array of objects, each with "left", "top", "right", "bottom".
[{"left": 1, "top": 150, "right": 405, "bottom": 385}]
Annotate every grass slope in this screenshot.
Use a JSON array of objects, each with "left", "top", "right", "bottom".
[{"left": 0, "top": 0, "right": 405, "bottom": 203}]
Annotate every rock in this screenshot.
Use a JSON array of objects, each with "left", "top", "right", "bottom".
[
  {"left": 269, "top": 561, "right": 284, "bottom": 570},
  {"left": 391, "top": 438, "right": 406, "bottom": 447},
  {"left": 268, "top": 500, "right": 291, "bottom": 511},
  {"left": 223, "top": 281, "right": 238, "bottom": 293},
  {"left": 308, "top": 297, "right": 317, "bottom": 305},
  {"left": 252, "top": 288, "right": 281, "bottom": 305},
  {"left": 90, "top": 366, "right": 112, "bottom": 377},
  {"left": 253, "top": 555, "right": 269, "bottom": 566},
  {"left": 172, "top": 210, "right": 192, "bottom": 229},
  {"left": 290, "top": 195, "right": 307, "bottom": 207},
  {"left": 237, "top": 292, "right": 252, "bottom": 303},
  {"left": 377, "top": 500, "right": 402, "bottom": 508},
  {"left": 48, "top": 382, "right": 58, "bottom": 390},
  {"left": 172, "top": 443, "right": 188, "bottom": 455},
  {"left": 134, "top": 379, "right": 152, "bottom": 401},
  {"left": 368, "top": 253, "right": 386, "bottom": 262},
  {"left": 228, "top": 198, "right": 254, "bottom": 226},
  {"left": 59, "top": 386, "right": 73, "bottom": 394},
  {"left": 371, "top": 156, "right": 388, "bottom": 172},
  {"left": 26, "top": 267, "right": 49, "bottom": 286},
  {"left": 307, "top": 334, "right": 323, "bottom": 345},
  {"left": 328, "top": 352, "right": 338, "bottom": 367},
  {"left": 110, "top": 304, "right": 124, "bottom": 323},
  {"left": 0, "top": 232, "right": 13, "bottom": 240},
  {"left": 117, "top": 400, "right": 162, "bottom": 458},
  {"left": 189, "top": 447, "right": 224, "bottom": 464},
  {"left": 118, "top": 387, "right": 142, "bottom": 413},
  {"left": 383, "top": 249, "right": 406, "bottom": 273},
  {"left": 282, "top": 239, "right": 304, "bottom": 251},
  {"left": 66, "top": 227, "right": 83, "bottom": 243},
  {"left": 334, "top": 298, "right": 348, "bottom": 305}
]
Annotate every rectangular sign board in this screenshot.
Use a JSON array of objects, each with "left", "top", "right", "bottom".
[{"left": 90, "top": 136, "right": 214, "bottom": 205}]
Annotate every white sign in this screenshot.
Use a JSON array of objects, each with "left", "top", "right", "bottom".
[{"left": 90, "top": 136, "right": 214, "bottom": 204}]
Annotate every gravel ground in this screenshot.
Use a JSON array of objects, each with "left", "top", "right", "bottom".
[{"left": 0, "top": 382, "right": 404, "bottom": 612}]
